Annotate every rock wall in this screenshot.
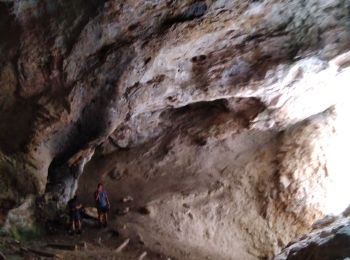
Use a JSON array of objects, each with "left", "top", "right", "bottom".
[
  {"left": 0, "top": 0, "right": 350, "bottom": 259},
  {"left": 78, "top": 104, "right": 350, "bottom": 259},
  {"left": 81, "top": 110, "right": 280, "bottom": 259},
  {"left": 275, "top": 215, "right": 350, "bottom": 260}
]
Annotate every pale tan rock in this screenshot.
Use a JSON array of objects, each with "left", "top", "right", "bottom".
[
  {"left": 122, "top": 196, "right": 134, "bottom": 203},
  {"left": 84, "top": 207, "right": 98, "bottom": 219},
  {"left": 138, "top": 251, "right": 147, "bottom": 260},
  {"left": 115, "top": 238, "right": 130, "bottom": 253},
  {"left": 0, "top": 1, "right": 350, "bottom": 260}
]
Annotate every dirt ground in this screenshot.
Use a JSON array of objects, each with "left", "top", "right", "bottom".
[{"left": 0, "top": 219, "right": 171, "bottom": 260}]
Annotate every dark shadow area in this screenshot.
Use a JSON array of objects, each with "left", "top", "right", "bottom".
[{"left": 160, "top": 1, "right": 207, "bottom": 30}]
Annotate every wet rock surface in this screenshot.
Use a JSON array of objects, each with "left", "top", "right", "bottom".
[{"left": 0, "top": 0, "right": 350, "bottom": 259}]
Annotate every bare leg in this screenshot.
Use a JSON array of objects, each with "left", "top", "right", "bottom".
[
  {"left": 100, "top": 213, "right": 108, "bottom": 227},
  {"left": 71, "top": 220, "right": 76, "bottom": 232},
  {"left": 98, "top": 212, "right": 102, "bottom": 227},
  {"left": 76, "top": 220, "right": 82, "bottom": 233}
]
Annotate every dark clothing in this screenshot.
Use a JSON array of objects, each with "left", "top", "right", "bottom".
[
  {"left": 70, "top": 209, "right": 81, "bottom": 221},
  {"left": 97, "top": 205, "right": 109, "bottom": 214},
  {"left": 68, "top": 197, "right": 81, "bottom": 221}
]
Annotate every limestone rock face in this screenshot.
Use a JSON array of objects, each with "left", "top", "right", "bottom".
[{"left": 0, "top": 0, "right": 350, "bottom": 259}]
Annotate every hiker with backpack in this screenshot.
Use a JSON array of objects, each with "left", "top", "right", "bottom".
[{"left": 94, "top": 183, "right": 111, "bottom": 227}]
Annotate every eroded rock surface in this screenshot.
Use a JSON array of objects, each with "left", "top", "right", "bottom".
[
  {"left": 275, "top": 216, "right": 350, "bottom": 260},
  {"left": 0, "top": 0, "right": 350, "bottom": 259}
]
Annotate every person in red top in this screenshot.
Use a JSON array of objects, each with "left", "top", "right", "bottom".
[{"left": 94, "top": 183, "right": 110, "bottom": 227}]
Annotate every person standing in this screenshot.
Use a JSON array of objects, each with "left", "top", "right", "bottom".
[
  {"left": 67, "top": 194, "right": 82, "bottom": 234},
  {"left": 94, "top": 183, "right": 110, "bottom": 227}
]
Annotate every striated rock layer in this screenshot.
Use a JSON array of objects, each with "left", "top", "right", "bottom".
[{"left": 0, "top": 0, "right": 350, "bottom": 259}]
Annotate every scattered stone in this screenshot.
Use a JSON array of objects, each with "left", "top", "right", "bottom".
[
  {"left": 115, "top": 238, "right": 130, "bottom": 253},
  {"left": 138, "top": 251, "right": 147, "bottom": 260},
  {"left": 137, "top": 233, "right": 145, "bottom": 245},
  {"left": 97, "top": 237, "right": 103, "bottom": 247},
  {"left": 122, "top": 207, "right": 130, "bottom": 215},
  {"left": 78, "top": 242, "right": 88, "bottom": 250},
  {"left": 122, "top": 196, "right": 134, "bottom": 203},
  {"left": 116, "top": 207, "right": 130, "bottom": 215}
]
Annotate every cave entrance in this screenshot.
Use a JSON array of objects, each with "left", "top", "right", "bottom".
[{"left": 278, "top": 102, "right": 350, "bottom": 220}]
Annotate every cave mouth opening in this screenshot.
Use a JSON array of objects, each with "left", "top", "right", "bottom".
[{"left": 310, "top": 102, "right": 350, "bottom": 216}]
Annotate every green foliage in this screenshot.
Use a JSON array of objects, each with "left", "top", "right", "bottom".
[
  {"left": 8, "top": 226, "right": 20, "bottom": 241},
  {"left": 0, "top": 240, "right": 6, "bottom": 251},
  {"left": 8, "top": 226, "right": 45, "bottom": 242}
]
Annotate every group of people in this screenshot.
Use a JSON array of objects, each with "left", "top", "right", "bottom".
[{"left": 67, "top": 183, "right": 110, "bottom": 234}]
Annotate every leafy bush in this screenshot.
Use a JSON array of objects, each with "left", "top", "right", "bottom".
[{"left": 8, "top": 226, "right": 45, "bottom": 242}]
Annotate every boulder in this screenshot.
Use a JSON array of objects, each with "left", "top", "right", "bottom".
[
  {"left": 83, "top": 207, "right": 98, "bottom": 219},
  {"left": 2, "top": 196, "right": 36, "bottom": 233},
  {"left": 275, "top": 217, "right": 350, "bottom": 260}
]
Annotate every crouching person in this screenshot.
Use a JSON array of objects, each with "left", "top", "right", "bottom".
[
  {"left": 94, "top": 183, "right": 110, "bottom": 227},
  {"left": 67, "top": 194, "right": 82, "bottom": 235}
]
